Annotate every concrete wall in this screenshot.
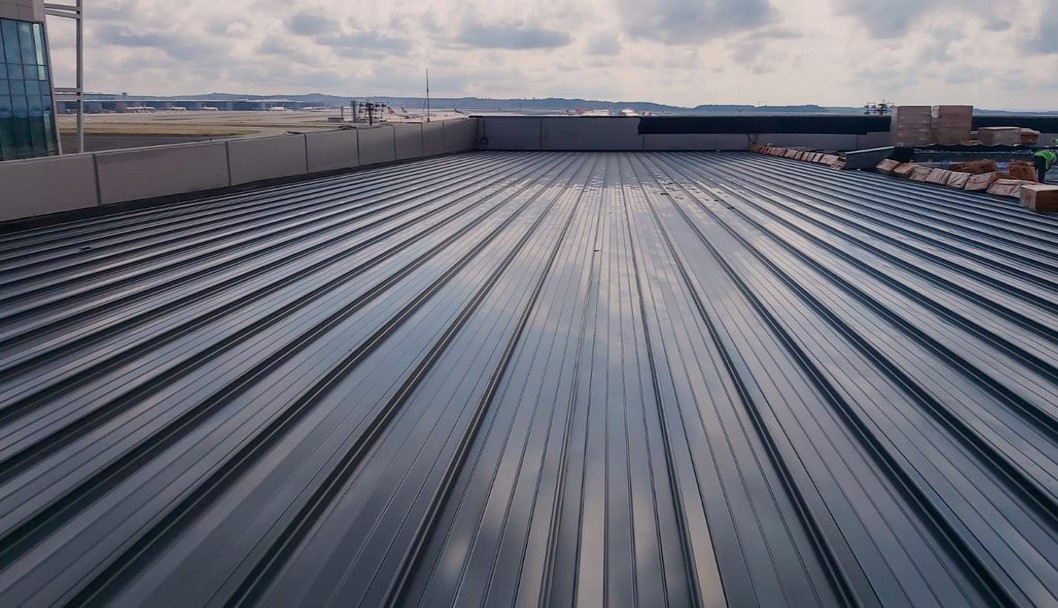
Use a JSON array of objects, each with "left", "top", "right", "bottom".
[
  {"left": 482, "top": 117, "right": 541, "bottom": 150},
  {"left": 0, "top": 155, "right": 98, "bottom": 222},
  {"left": 0, "top": 0, "right": 45, "bottom": 21},
  {"left": 479, "top": 117, "right": 1054, "bottom": 151},
  {"left": 306, "top": 129, "right": 359, "bottom": 173},
  {"left": 423, "top": 122, "right": 446, "bottom": 156},
  {"left": 755, "top": 133, "right": 860, "bottom": 150},
  {"left": 643, "top": 134, "right": 751, "bottom": 151},
  {"left": 358, "top": 127, "right": 397, "bottom": 166},
  {"left": 1, "top": 119, "right": 481, "bottom": 225},
  {"left": 394, "top": 124, "right": 424, "bottom": 160},
  {"left": 443, "top": 119, "right": 479, "bottom": 154},
  {"left": 856, "top": 132, "right": 895, "bottom": 149},
  {"left": 96, "top": 142, "right": 229, "bottom": 205},
  {"left": 542, "top": 118, "right": 643, "bottom": 151},
  {"left": 481, "top": 116, "right": 891, "bottom": 152},
  {"left": 228, "top": 135, "right": 309, "bottom": 186}
]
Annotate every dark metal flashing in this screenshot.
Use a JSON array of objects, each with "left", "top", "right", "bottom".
[
  {"left": 3, "top": 151, "right": 1058, "bottom": 607},
  {"left": 638, "top": 114, "right": 1058, "bottom": 137},
  {"left": 638, "top": 115, "right": 891, "bottom": 135},
  {"left": 973, "top": 115, "right": 1058, "bottom": 132}
]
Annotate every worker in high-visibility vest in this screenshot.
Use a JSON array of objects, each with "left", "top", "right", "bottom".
[{"left": 1036, "top": 147, "right": 1057, "bottom": 183}]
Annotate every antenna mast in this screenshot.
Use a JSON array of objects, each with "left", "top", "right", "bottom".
[{"left": 425, "top": 68, "right": 431, "bottom": 123}]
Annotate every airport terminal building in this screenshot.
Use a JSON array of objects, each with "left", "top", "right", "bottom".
[{"left": 0, "top": 0, "right": 58, "bottom": 161}]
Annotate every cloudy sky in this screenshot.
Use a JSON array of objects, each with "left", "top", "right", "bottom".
[{"left": 43, "top": 0, "right": 1058, "bottom": 109}]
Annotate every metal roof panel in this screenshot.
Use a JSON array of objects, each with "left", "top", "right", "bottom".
[{"left": 2, "top": 151, "right": 1058, "bottom": 607}]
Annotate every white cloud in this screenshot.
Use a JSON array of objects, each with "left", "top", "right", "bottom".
[{"left": 38, "top": 0, "right": 1058, "bottom": 110}]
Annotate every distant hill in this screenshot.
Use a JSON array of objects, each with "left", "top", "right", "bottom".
[
  {"left": 85, "top": 92, "right": 869, "bottom": 115},
  {"left": 87, "top": 92, "right": 695, "bottom": 112},
  {"left": 85, "top": 92, "right": 1056, "bottom": 115},
  {"left": 975, "top": 109, "right": 1058, "bottom": 116}
]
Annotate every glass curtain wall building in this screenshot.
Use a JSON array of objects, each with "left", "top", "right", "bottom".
[{"left": 0, "top": 14, "right": 57, "bottom": 160}]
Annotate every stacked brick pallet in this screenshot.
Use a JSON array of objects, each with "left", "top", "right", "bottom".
[
  {"left": 892, "top": 105, "right": 976, "bottom": 146},
  {"left": 890, "top": 104, "right": 1044, "bottom": 149},
  {"left": 876, "top": 158, "right": 1056, "bottom": 213},
  {"left": 1022, "top": 185, "right": 1058, "bottom": 212},
  {"left": 752, "top": 145, "right": 846, "bottom": 169},
  {"left": 931, "top": 105, "right": 973, "bottom": 145},
  {"left": 891, "top": 106, "right": 934, "bottom": 146},
  {"left": 977, "top": 127, "right": 1022, "bottom": 146}
]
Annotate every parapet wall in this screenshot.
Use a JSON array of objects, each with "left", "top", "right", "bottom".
[
  {"left": 0, "top": 118, "right": 481, "bottom": 224},
  {"left": 477, "top": 115, "right": 1056, "bottom": 153},
  {"left": 6, "top": 114, "right": 1053, "bottom": 226},
  {"left": 478, "top": 116, "right": 892, "bottom": 152}
]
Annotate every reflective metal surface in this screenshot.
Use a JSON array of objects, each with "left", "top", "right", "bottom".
[{"left": 3, "top": 151, "right": 1058, "bottom": 607}]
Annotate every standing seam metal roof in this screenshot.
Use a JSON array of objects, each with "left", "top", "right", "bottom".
[{"left": 2, "top": 151, "right": 1058, "bottom": 606}]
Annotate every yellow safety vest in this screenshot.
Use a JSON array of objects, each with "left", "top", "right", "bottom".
[{"left": 1036, "top": 149, "right": 1058, "bottom": 171}]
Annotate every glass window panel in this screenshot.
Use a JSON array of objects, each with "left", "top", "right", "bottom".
[
  {"left": 12, "top": 95, "right": 27, "bottom": 118},
  {"left": 32, "top": 24, "right": 45, "bottom": 66},
  {"left": 29, "top": 116, "right": 46, "bottom": 154},
  {"left": 13, "top": 116, "right": 32, "bottom": 157},
  {"left": 17, "top": 22, "right": 35, "bottom": 66},
  {"left": 0, "top": 22, "right": 58, "bottom": 159},
  {"left": 43, "top": 112, "right": 56, "bottom": 154},
  {"left": 28, "top": 116, "right": 41, "bottom": 149},
  {"left": 1, "top": 21, "right": 19, "bottom": 65},
  {"left": 0, "top": 117, "right": 14, "bottom": 159}
]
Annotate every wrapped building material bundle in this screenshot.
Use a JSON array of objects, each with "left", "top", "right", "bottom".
[
  {"left": 892, "top": 106, "right": 933, "bottom": 146},
  {"left": 932, "top": 105, "right": 973, "bottom": 145},
  {"left": 1021, "top": 184, "right": 1058, "bottom": 212},
  {"left": 978, "top": 127, "right": 1022, "bottom": 146}
]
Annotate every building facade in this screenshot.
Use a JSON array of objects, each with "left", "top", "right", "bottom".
[{"left": 0, "top": 0, "right": 58, "bottom": 161}]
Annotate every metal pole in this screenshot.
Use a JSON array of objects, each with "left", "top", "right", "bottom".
[
  {"left": 40, "top": 8, "right": 61, "bottom": 155},
  {"left": 44, "top": 1, "right": 84, "bottom": 154},
  {"left": 76, "top": 0, "right": 83, "bottom": 153}
]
